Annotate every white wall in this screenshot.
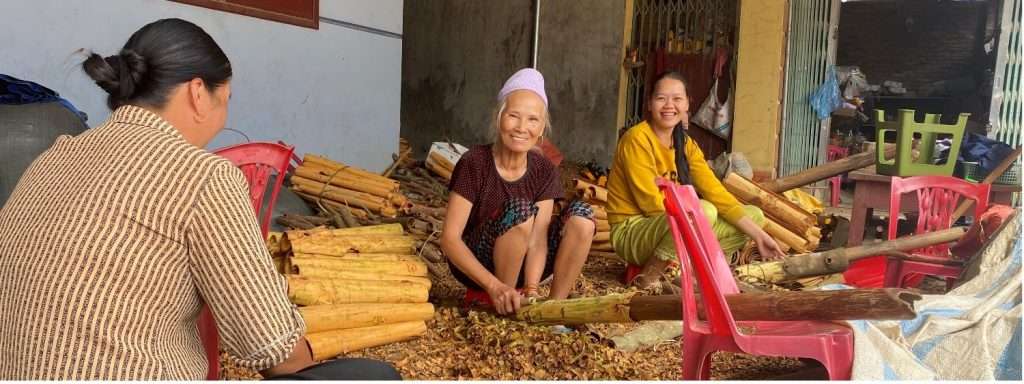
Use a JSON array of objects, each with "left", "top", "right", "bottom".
[{"left": 0, "top": 0, "right": 403, "bottom": 172}]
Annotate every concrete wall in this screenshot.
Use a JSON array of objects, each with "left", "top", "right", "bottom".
[
  {"left": 837, "top": 0, "right": 991, "bottom": 95},
  {"left": 401, "top": 0, "right": 533, "bottom": 155},
  {"left": 401, "top": 0, "right": 627, "bottom": 166},
  {"left": 731, "top": 0, "right": 788, "bottom": 180},
  {"left": 537, "top": 0, "right": 626, "bottom": 164},
  {"left": 0, "top": 0, "right": 403, "bottom": 172}
]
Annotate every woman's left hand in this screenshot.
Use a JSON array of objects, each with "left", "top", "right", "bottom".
[{"left": 753, "top": 232, "right": 786, "bottom": 261}]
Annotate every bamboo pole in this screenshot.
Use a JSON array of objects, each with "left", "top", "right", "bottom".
[
  {"left": 951, "top": 146, "right": 1022, "bottom": 220},
  {"left": 291, "top": 255, "right": 428, "bottom": 277},
  {"left": 292, "top": 175, "right": 390, "bottom": 208},
  {"left": 734, "top": 227, "right": 967, "bottom": 283},
  {"left": 306, "top": 321, "right": 427, "bottom": 360},
  {"left": 301, "top": 303, "right": 434, "bottom": 333},
  {"left": 290, "top": 234, "right": 417, "bottom": 255},
  {"left": 288, "top": 276, "right": 430, "bottom": 305}
]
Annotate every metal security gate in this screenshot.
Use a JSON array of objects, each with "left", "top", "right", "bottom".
[
  {"left": 779, "top": 0, "right": 841, "bottom": 178},
  {"left": 623, "top": 0, "right": 739, "bottom": 129},
  {"left": 990, "top": 0, "right": 1023, "bottom": 147}
]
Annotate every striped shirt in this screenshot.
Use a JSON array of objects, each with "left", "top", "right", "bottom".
[{"left": 0, "top": 106, "right": 305, "bottom": 380}]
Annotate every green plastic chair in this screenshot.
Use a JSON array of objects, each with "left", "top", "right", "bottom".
[{"left": 875, "top": 109, "right": 969, "bottom": 177}]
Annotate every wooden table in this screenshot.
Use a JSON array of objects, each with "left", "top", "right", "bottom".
[{"left": 846, "top": 170, "right": 1020, "bottom": 246}]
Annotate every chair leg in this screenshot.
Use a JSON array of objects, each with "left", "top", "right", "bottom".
[
  {"left": 682, "top": 339, "right": 707, "bottom": 380},
  {"left": 700, "top": 353, "right": 713, "bottom": 380},
  {"left": 883, "top": 258, "right": 903, "bottom": 287}
]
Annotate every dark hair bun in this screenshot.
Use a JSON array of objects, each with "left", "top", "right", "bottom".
[{"left": 83, "top": 49, "right": 147, "bottom": 108}]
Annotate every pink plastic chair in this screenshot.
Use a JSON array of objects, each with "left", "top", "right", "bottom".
[
  {"left": 658, "top": 179, "right": 853, "bottom": 380},
  {"left": 199, "top": 141, "right": 296, "bottom": 379},
  {"left": 827, "top": 145, "right": 849, "bottom": 207},
  {"left": 881, "top": 176, "right": 989, "bottom": 289}
]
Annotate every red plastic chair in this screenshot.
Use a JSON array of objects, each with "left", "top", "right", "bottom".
[
  {"left": 658, "top": 179, "right": 853, "bottom": 380},
  {"left": 827, "top": 145, "right": 849, "bottom": 207},
  {"left": 199, "top": 141, "right": 296, "bottom": 379},
  {"left": 882, "top": 176, "right": 989, "bottom": 289}
]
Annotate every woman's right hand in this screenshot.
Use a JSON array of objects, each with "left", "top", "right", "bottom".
[{"left": 486, "top": 281, "right": 522, "bottom": 315}]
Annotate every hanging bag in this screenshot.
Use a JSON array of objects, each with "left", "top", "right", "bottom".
[{"left": 690, "top": 48, "right": 733, "bottom": 139}]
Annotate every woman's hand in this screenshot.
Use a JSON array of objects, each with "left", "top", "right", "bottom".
[
  {"left": 734, "top": 217, "right": 787, "bottom": 261},
  {"left": 486, "top": 281, "right": 522, "bottom": 315},
  {"left": 752, "top": 231, "right": 786, "bottom": 261}
]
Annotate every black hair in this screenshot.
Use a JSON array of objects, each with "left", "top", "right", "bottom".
[{"left": 82, "top": 18, "right": 232, "bottom": 110}]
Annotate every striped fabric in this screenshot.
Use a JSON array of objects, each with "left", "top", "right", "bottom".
[{"left": 0, "top": 105, "right": 304, "bottom": 380}]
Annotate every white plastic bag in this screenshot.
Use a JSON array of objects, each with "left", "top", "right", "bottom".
[{"left": 690, "top": 79, "right": 732, "bottom": 139}]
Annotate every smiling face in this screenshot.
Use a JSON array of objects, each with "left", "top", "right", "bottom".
[
  {"left": 496, "top": 90, "right": 547, "bottom": 154},
  {"left": 648, "top": 77, "right": 689, "bottom": 131}
]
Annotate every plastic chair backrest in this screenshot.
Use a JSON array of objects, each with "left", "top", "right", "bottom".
[
  {"left": 212, "top": 142, "right": 295, "bottom": 238},
  {"left": 827, "top": 145, "right": 848, "bottom": 162},
  {"left": 889, "top": 176, "right": 990, "bottom": 257},
  {"left": 658, "top": 179, "right": 740, "bottom": 337}
]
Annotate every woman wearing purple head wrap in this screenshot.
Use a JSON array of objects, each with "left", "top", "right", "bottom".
[{"left": 440, "top": 68, "right": 595, "bottom": 316}]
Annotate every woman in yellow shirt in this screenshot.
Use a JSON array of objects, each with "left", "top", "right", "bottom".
[{"left": 606, "top": 71, "right": 785, "bottom": 290}]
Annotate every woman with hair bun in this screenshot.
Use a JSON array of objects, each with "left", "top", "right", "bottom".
[{"left": 0, "top": 18, "right": 398, "bottom": 380}]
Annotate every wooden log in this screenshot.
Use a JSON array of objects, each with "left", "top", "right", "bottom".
[
  {"left": 513, "top": 289, "right": 921, "bottom": 325},
  {"left": 291, "top": 258, "right": 430, "bottom": 282},
  {"left": 410, "top": 205, "right": 446, "bottom": 219},
  {"left": 302, "top": 154, "right": 400, "bottom": 188},
  {"left": 627, "top": 289, "right": 921, "bottom": 322},
  {"left": 287, "top": 276, "right": 429, "bottom": 305},
  {"left": 291, "top": 235, "right": 417, "bottom": 256},
  {"left": 763, "top": 218, "right": 809, "bottom": 253},
  {"left": 734, "top": 227, "right": 967, "bottom": 283},
  {"left": 425, "top": 157, "right": 453, "bottom": 180},
  {"left": 292, "top": 170, "right": 398, "bottom": 204},
  {"left": 723, "top": 173, "right": 817, "bottom": 236},
  {"left": 266, "top": 231, "right": 285, "bottom": 257},
  {"left": 294, "top": 193, "right": 372, "bottom": 221},
  {"left": 289, "top": 254, "right": 427, "bottom": 277},
  {"left": 595, "top": 219, "right": 610, "bottom": 232},
  {"left": 306, "top": 321, "right": 427, "bottom": 361},
  {"left": 287, "top": 223, "right": 404, "bottom": 242},
  {"left": 594, "top": 231, "right": 610, "bottom": 242},
  {"left": 951, "top": 146, "right": 1022, "bottom": 220},
  {"left": 428, "top": 151, "right": 455, "bottom": 173},
  {"left": 762, "top": 144, "right": 898, "bottom": 193},
  {"left": 382, "top": 147, "right": 413, "bottom": 178},
  {"left": 592, "top": 205, "right": 608, "bottom": 220},
  {"left": 591, "top": 242, "right": 613, "bottom": 252},
  {"left": 292, "top": 252, "right": 424, "bottom": 262},
  {"left": 294, "top": 182, "right": 393, "bottom": 215},
  {"left": 300, "top": 303, "right": 435, "bottom": 333},
  {"left": 297, "top": 164, "right": 398, "bottom": 194}
]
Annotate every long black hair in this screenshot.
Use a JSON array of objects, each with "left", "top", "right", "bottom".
[
  {"left": 83, "top": 18, "right": 232, "bottom": 110},
  {"left": 649, "top": 71, "right": 692, "bottom": 185}
]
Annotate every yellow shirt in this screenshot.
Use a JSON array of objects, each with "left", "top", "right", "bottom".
[{"left": 606, "top": 121, "right": 748, "bottom": 225}]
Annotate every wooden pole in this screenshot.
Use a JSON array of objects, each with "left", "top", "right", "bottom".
[
  {"left": 306, "top": 321, "right": 427, "bottom": 361},
  {"left": 762, "top": 144, "right": 897, "bottom": 193},
  {"left": 734, "top": 227, "right": 967, "bottom": 283},
  {"left": 512, "top": 289, "right": 921, "bottom": 324},
  {"left": 951, "top": 146, "right": 1022, "bottom": 220},
  {"left": 722, "top": 173, "right": 818, "bottom": 237}
]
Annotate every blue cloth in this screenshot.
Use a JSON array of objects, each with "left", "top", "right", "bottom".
[
  {"left": 958, "top": 133, "right": 1015, "bottom": 177},
  {"left": 1, "top": 74, "right": 87, "bottom": 122}
]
